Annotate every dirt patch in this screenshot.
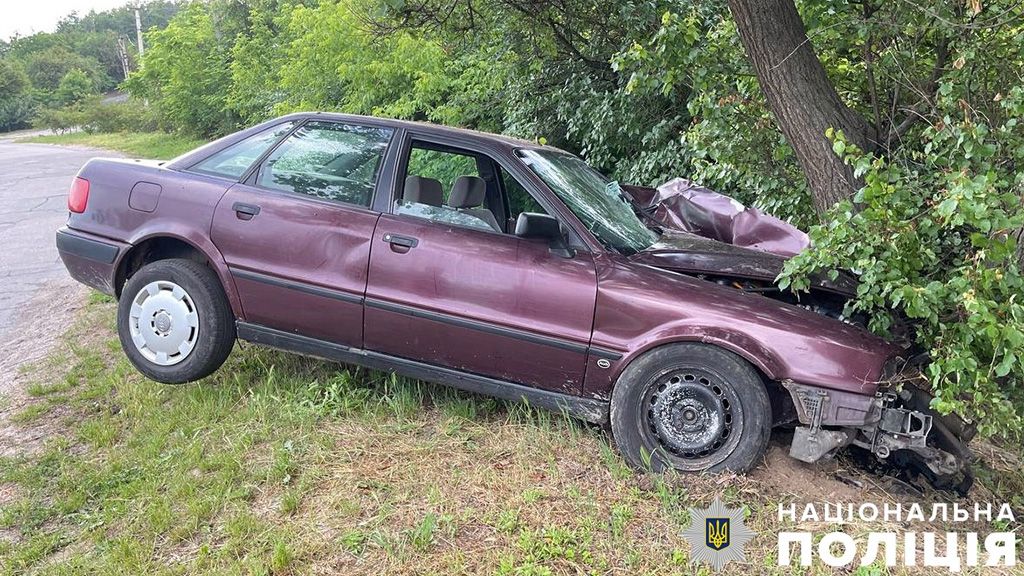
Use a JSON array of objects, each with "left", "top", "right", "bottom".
[
  {"left": 0, "top": 276, "right": 89, "bottom": 456},
  {"left": 750, "top": 441, "right": 866, "bottom": 503}
]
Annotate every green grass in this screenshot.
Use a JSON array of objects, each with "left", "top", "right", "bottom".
[
  {"left": 0, "top": 295, "right": 1021, "bottom": 575},
  {"left": 19, "top": 131, "right": 207, "bottom": 159}
]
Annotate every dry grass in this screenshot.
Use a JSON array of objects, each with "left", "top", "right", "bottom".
[{"left": 0, "top": 294, "right": 1020, "bottom": 575}]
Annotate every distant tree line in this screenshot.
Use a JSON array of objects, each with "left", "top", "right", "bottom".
[{"left": 0, "top": 1, "right": 179, "bottom": 131}]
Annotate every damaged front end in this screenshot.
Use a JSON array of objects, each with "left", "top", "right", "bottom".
[
  {"left": 783, "top": 368, "right": 976, "bottom": 495},
  {"left": 622, "top": 178, "right": 975, "bottom": 492}
]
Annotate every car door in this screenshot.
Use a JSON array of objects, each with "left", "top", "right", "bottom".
[
  {"left": 209, "top": 119, "right": 396, "bottom": 346},
  {"left": 363, "top": 136, "right": 598, "bottom": 394}
]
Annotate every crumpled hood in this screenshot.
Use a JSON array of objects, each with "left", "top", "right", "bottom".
[
  {"left": 631, "top": 231, "right": 858, "bottom": 296},
  {"left": 622, "top": 179, "right": 810, "bottom": 258}
]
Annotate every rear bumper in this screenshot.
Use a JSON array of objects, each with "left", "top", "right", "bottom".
[{"left": 56, "top": 227, "right": 128, "bottom": 296}]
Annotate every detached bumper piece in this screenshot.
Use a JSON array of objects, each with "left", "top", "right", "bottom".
[{"left": 783, "top": 380, "right": 975, "bottom": 495}]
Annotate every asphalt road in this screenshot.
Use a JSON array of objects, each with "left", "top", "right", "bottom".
[{"left": 0, "top": 136, "right": 117, "bottom": 340}]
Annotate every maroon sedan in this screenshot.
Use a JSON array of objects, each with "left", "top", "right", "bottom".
[{"left": 55, "top": 113, "right": 972, "bottom": 487}]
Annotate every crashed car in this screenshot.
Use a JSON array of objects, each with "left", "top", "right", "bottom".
[
  {"left": 623, "top": 179, "right": 975, "bottom": 492},
  {"left": 54, "top": 112, "right": 973, "bottom": 490}
]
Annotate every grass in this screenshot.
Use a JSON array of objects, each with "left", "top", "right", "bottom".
[
  {"left": 19, "top": 131, "right": 207, "bottom": 159},
  {"left": 1, "top": 295, "right": 1022, "bottom": 575}
]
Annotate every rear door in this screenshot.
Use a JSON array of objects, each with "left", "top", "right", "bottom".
[
  {"left": 209, "top": 120, "right": 395, "bottom": 347},
  {"left": 362, "top": 136, "right": 598, "bottom": 394}
]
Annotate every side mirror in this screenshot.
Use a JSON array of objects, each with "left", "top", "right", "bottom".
[{"left": 515, "top": 212, "right": 574, "bottom": 258}]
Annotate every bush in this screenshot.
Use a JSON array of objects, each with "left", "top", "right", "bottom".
[
  {"left": 0, "top": 59, "right": 35, "bottom": 132},
  {"left": 34, "top": 97, "right": 159, "bottom": 135},
  {"left": 34, "top": 105, "right": 84, "bottom": 134},
  {"left": 780, "top": 85, "right": 1024, "bottom": 439},
  {"left": 24, "top": 46, "right": 106, "bottom": 98},
  {"left": 77, "top": 98, "right": 159, "bottom": 133},
  {"left": 55, "top": 69, "right": 94, "bottom": 106},
  {"left": 123, "top": 3, "right": 238, "bottom": 137},
  {"left": 0, "top": 94, "right": 35, "bottom": 132}
]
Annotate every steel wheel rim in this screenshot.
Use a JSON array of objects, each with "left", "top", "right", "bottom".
[
  {"left": 128, "top": 280, "right": 200, "bottom": 366},
  {"left": 640, "top": 367, "right": 744, "bottom": 470}
]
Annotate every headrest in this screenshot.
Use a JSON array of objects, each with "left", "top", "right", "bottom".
[
  {"left": 404, "top": 175, "right": 443, "bottom": 206},
  {"left": 448, "top": 176, "right": 486, "bottom": 208}
]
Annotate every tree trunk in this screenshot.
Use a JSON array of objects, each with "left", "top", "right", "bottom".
[{"left": 727, "top": 0, "right": 877, "bottom": 216}]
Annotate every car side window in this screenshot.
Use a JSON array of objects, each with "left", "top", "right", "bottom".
[
  {"left": 190, "top": 122, "right": 295, "bottom": 179},
  {"left": 406, "top": 147, "right": 480, "bottom": 204},
  {"left": 397, "top": 144, "right": 497, "bottom": 232},
  {"left": 397, "top": 142, "right": 552, "bottom": 235},
  {"left": 256, "top": 121, "right": 392, "bottom": 207}
]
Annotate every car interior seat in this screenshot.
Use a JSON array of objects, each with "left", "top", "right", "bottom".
[
  {"left": 404, "top": 175, "right": 444, "bottom": 206},
  {"left": 447, "top": 176, "right": 501, "bottom": 232}
]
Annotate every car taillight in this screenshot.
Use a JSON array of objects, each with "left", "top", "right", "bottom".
[{"left": 68, "top": 177, "right": 89, "bottom": 213}]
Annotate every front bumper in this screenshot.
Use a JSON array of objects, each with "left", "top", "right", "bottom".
[
  {"left": 56, "top": 227, "right": 129, "bottom": 296},
  {"left": 782, "top": 378, "right": 975, "bottom": 494}
]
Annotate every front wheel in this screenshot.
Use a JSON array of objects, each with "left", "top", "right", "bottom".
[
  {"left": 610, "top": 343, "right": 771, "bottom": 474},
  {"left": 117, "top": 258, "right": 235, "bottom": 383}
]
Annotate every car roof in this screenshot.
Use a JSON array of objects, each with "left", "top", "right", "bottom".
[
  {"left": 165, "top": 111, "right": 572, "bottom": 176},
  {"left": 279, "top": 111, "right": 563, "bottom": 154}
]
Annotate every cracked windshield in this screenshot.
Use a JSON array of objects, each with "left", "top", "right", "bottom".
[{"left": 518, "top": 149, "right": 658, "bottom": 254}]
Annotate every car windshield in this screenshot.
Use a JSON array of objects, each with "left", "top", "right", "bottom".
[{"left": 517, "top": 149, "right": 659, "bottom": 254}]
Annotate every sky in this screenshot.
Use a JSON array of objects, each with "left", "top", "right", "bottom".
[{"left": 1, "top": 0, "right": 132, "bottom": 41}]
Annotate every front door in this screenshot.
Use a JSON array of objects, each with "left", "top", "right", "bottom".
[
  {"left": 363, "top": 139, "right": 598, "bottom": 394},
  {"left": 210, "top": 120, "right": 394, "bottom": 347}
]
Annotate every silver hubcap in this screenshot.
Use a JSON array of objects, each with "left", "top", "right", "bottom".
[{"left": 128, "top": 280, "right": 200, "bottom": 366}]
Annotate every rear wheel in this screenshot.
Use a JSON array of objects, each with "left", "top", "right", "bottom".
[
  {"left": 610, "top": 343, "right": 771, "bottom": 474},
  {"left": 117, "top": 258, "right": 235, "bottom": 383}
]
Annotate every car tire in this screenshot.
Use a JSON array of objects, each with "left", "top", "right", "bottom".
[
  {"left": 610, "top": 343, "right": 771, "bottom": 474},
  {"left": 117, "top": 258, "right": 235, "bottom": 384}
]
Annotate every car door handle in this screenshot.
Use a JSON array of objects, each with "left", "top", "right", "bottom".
[
  {"left": 382, "top": 233, "right": 418, "bottom": 249},
  {"left": 232, "top": 202, "right": 261, "bottom": 219}
]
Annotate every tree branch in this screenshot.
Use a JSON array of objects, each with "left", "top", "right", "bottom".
[
  {"left": 884, "top": 38, "right": 949, "bottom": 148},
  {"left": 862, "top": 0, "right": 883, "bottom": 133}
]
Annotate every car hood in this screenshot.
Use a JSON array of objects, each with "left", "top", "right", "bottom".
[
  {"left": 629, "top": 231, "right": 858, "bottom": 296},
  {"left": 621, "top": 179, "right": 810, "bottom": 258}
]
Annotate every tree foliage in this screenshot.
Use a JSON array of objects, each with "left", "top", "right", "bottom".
[
  {"left": 776, "top": 1, "right": 1024, "bottom": 436},
  {"left": 781, "top": 86, "right": 1024, "bottom": 437},
  {"left": 0, "top": 58, "right": 33, "bottom": 131},
  {"left": 55, "top": 69, "right": 94, "bottom": 106},
  {"left": 0, "top": 1, "right": 180, "bottom": 132},
  {"left": 19, "top": 0, "right": 1024, "bottom": 436},
  {"left": 123, "top": 3, "right": 237, "bottom": 136}
]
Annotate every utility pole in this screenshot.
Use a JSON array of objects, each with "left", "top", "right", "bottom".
[
  {"left": 134, "top": 6, "right": 144, "bottom": 60},
  {"left": 116, "top": 35, "right": 131, "bottom": 79},
  {"left": 134, "top": 3, "right": 148, "bottom": 106}
]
